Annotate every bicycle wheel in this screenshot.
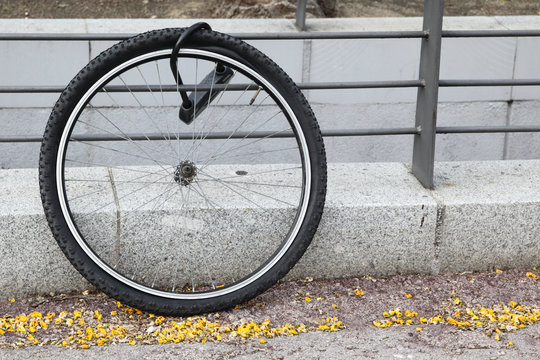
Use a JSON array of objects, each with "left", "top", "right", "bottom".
[{"left": 39, "top": 28, "right": 326, "bottom": 316}]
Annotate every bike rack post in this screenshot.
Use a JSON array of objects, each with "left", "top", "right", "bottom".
[
  {"left": 296, "top": 0, "right": 307, "bottom": 30},
  {"left": 412, "top": 0, "right": 444, "bottom": 189}
]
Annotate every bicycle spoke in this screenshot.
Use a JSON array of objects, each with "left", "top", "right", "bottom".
[
  {"left": 199, "top": 127, "right": 293, "bottom": 169},
  {"left": 196, "top": 108, "right": 283, "bottom": 164},
  {"left": 184, "top": 62, "right": 217, "bottom": 161},
  {"left": 137, "top": 64, "right": 178, "bottom": 161},
  {"left": 191, "top": 59, "right": 199, "bottom": 151},
  {"left": 198, "top": 91, "right": 270, "bottom": 166},
  {"left": 65, "top": 158, "right": 171, "bottom": 177},
  {"left": 66, "top": 178, "right": 171, "bottom": 185},
  {"left": 82, "top": 105, "right": 177, "bottom": 168},
  {"left": 188, "top": 184, "right": 227, "bottom": 289},
  {"left": 82, "top": 172, "right": 171, "bottom": 215},
  {"left": 198, "top": 171, "right": 292, "bottom": 223},
  {"left": 170, "top": 187, "right": 188, "bottom": 292},
  {"left": 155, "top": 60, "right": 165, "bottom": 106},
  {"left": 187, "top": 81, "right": 252, "bottom": 162},
  {"left": 197, "top": 139, "right": 295, "bottom": 165},
  {"left": 181, "top": 185, "right": 216, "bottom": 289},
  {"left": 118, "top": 74, "right": 180, "bottom": 160},
  {"left": 99, "top": 90, "right": 178, "bottom": 160},
  {"left": 197, "top": 165, "right": 302, "bottom": 182},
  {"left": 111, "top": 180, "right": 177, "bottom": 248},
  {"left": 173, "top": 57, "right": 197, "bottom": 160},
  {"left": 106, "top": 180, "right": 176, "bottom": 272},
  {"left": 65, "top": 170, "right": 162, "bottom": 202},
  {"left": 72, "top": 139, "right": 172, "bottom": 167},
  {"left": 129, "top": 182, "right": 179, "bottom": 282},
  {"left": 198, "top": 169, "right": 297, "bottom": 207},
  {"left": 210, "top": 179, "right": 301, "bottom": 189},
  {"left": 189, "top": 69, "right": 238, "bottom": 156},
  {"left": 136, "top": 65, "right": 161, "bottom": 106}
]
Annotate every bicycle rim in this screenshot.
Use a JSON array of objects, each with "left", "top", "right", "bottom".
[{"left": 55, "top": 48, "right": 312, "bottom": 300}]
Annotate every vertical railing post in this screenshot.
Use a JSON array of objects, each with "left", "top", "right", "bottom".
[
  {"left": 412, "top": 0, "right": 444, "bottom": 189},
  {"left": 296, "top": 0, "right": 307, "bottom": 30}
]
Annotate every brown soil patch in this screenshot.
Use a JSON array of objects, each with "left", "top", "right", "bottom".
[
  {"left": 0, "top": 0, "right": 539, "bottom": 19},
  {"left": 0, "top": 269, "right": 539, "bottom": 350}
]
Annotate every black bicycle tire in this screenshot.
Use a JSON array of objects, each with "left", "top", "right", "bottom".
[{"left": 39, "top": 27, "right": 327, "bottom": 316}]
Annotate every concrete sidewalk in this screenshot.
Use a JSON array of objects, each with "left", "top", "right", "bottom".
[
  {"left": 0, "top": 160, "right": 539, "bottom": 298},
  {"left": 1, "top": 328, "right": 539, "bottom": 359}
]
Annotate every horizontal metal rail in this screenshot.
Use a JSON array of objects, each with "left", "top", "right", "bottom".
[
  {"left": 0, "top": 129, "right": 417, "bottom": 143},
  {"left": 440, "top": 79, "right": 540, "bottom": 87},
  {"left": 442, "top": 30, "right": 540, "bottom": 38},
  {"left": 436, "top": 125, "right": 540, "bottom": 134},
  {"left": 5, "top": 78, "right": 540, "bottom": 94},
  {"left": 0, "top": 80, "right": 424, "bottom": 93},
  {"left": 0, "top": 31, "right": 428, "bottom": 41},
  {"left": 1, "top": 29, "right": 540, "bottom": 42},
  {"left": 4, "top": 125, "right": 540, "bottom": 143}
]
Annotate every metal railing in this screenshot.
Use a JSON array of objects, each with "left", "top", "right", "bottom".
[{"left": 0, "top": 0, "right": 539, "bottom": 187}]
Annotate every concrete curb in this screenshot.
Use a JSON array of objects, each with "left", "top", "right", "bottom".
[{"left": 1, "top": 160, "right": 539, "bottom": 298}]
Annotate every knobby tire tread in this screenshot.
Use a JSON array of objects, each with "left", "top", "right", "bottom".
[{"left": 39, "top": 28, "right": 327, "bottom": 316}]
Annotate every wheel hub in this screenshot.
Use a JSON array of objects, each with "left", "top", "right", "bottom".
[{"left": 174, "top": 161, "right": 197, "bottom": 186}]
